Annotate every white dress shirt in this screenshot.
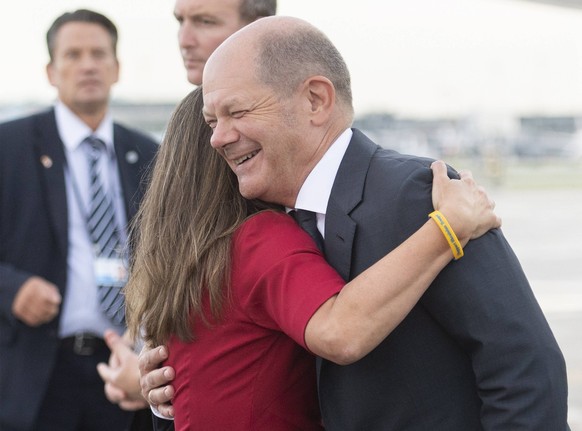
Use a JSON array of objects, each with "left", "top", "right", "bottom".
[
  {"left": 292, "top": 128, "right": 352, "bottom": 237},
  {"left": 55, "top": 101, "right": 126, "bottom": 337}
]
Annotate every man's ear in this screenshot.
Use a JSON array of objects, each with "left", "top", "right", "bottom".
[
  {"left": 113, "top": 59, "right": 120, "bottom": 85},
  {"left": 46, "top": 62, "right": 56, "bottom": 87},
  {"left": 303, "top": 76, "right": 335, "bottom": 126}
]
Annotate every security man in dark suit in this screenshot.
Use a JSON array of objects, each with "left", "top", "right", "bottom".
[{"left": 0, "top": 9, "right": 157, "bottom": 431}]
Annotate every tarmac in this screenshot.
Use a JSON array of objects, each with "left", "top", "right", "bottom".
[{"left": 495, "top": 188, "right": 582, "bottom": 430}]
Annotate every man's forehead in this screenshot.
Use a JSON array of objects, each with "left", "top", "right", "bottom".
[
  {"left": 204, "top": 46, "right": 252, "bottom": 84},
  {"left": 56, "top": 21, "right": 108, "bottom": 38},
  {"left": 53, "top": 23, "right": 113, "bottom": 50},
  {"left": 202, "top": 91, "right": 243, "bottom": 114}
]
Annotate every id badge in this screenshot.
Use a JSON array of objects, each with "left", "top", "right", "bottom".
[{"left": 94, "top": 257, "right": 128, "bottom": 287}]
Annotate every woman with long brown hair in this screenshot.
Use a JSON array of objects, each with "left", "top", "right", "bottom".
[{"left": 125, "top": 87, "right": 497, "bottom": 430}]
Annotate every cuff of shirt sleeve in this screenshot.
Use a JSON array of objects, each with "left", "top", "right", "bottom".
[{"left": 151, "top": 405, "right": 174, "bottom": 421}]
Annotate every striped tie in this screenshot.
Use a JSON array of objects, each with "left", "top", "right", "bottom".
[{"left": 85, "top": 136, "right": 126, "bottom": 325}]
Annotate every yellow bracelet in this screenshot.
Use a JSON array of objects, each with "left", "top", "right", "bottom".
[{"left": 428, "top": 210, "right": 464, "bottom": 260}]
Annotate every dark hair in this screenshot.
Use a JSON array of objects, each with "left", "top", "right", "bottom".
[
  {"left": 239, "top": 0, "right": 277, "bottom": 23},
  {"left": 256, "top": 20, "right": 353, "bottom": 113},
  {"left": 46, "top": 9, "right": 118, "bottom": 61}
]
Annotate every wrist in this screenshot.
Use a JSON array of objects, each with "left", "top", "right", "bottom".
[{"left": 428, "top": 210, "right": 464, "bottom": 260}]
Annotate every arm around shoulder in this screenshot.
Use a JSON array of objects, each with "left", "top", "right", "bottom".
[{"left": 305, "top": 160, "right": 501, "bottom": 365}]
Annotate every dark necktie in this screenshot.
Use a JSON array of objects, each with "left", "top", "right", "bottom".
[
  {"left": 292, "top": 209, "right": 325, "bottom": 252},
  {"left": 85, "top": 136, "right": 126, "bottom": 325}
]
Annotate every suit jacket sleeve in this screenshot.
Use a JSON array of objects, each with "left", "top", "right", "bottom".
[
  {"left": 0, "top": 265, "right": 35, "bottom": 325},
  {"left": 395, "top": 165, "right": 569, "bottom": 429},
  {"left": 0, "top": 116, "right": 51, "bottom": 326},
  {"left": 152, "top": 415, "right": 174, "bottom": 431}
]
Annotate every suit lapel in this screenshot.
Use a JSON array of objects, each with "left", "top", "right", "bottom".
[
  {"left": 113, "top": 124, "right": 144, "bottom": 222},
  {"left": 34, "top": 110, "right": 69, "bottom": 256},
  {"left": 324, "top": 129, "right": 378, "bottom": 281}
]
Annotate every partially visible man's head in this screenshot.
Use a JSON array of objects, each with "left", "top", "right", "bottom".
[
  {"left": 45, "top": 9, "right": 119, "bottom": 116},
  {"left": 174, "top": 0, "right": 276, "bottom": 85},
  {"left": 202, "top": 16, "right": 354, "bottom": 207},
  {"left": 46, "top": 9, "right": 118, "bottom": 61}
]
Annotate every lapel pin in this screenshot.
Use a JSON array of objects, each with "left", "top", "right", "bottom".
[
  {"left": 125, "top": 151, "right": 139, "bottom": 164},
  {"left": 40, "top": 155, "right": 53, "bottom": 168}
]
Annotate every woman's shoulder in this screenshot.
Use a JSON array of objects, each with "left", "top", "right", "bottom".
[
  {"left": 240, "top": 210, "right": 296, "bottom": 232},
  {"left": 233, "top": 210, "right": 317, "bottom": 254}
]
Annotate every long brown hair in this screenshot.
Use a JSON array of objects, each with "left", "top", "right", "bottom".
[{"left": 125, "top": 87, "right": 280, "bottom": 346}]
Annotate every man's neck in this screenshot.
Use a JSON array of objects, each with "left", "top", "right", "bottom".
[{"left": 63, "top": 102, "right": 108, "bottom": 131}]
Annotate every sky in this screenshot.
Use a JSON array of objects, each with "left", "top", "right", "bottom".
[{"left": 2, "top": 0, "right": 582, "bottom": 117}]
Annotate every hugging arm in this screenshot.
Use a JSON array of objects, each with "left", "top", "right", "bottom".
[{"left": 303, "top": 161, "right": 499, "bottom": 363}]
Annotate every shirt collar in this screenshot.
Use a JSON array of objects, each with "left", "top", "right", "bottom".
[
  {"left": 293, "top": 128, "right": 352, "bottom": 215},
  {"left": 54, "top": 100, "right": 115, "bottom": 154}
]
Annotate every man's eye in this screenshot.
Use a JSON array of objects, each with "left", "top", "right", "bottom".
[
  {"left": 231, "top": 111, "right": 246, "bottom": 119},
  {"left": 195, "top": 17, "right": 216, "bottom": 26},
  {"left": 206, "top": 120, "right": 217, "bottom": 129}
]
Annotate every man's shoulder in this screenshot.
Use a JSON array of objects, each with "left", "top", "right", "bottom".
[
  {"left": 0, "top": 108, "right": 53, "bottom": 135},
  {"left": 0, "top": 110, "right": 55, "bottom": 161},
  {"left": 113, "top": 122, "right": 158, "bottom": 148},
  {"left": 113, "top": 124, "right": 159, "bottom": 166},
  {"left": 353, "top": 145, "right": 435, "bottom": 187},
  {"left": 349, "top": 128, "right": 435, "bottom": 173},
  {"left": 372, "top": 148, "right": 433, "bottom": 170}
]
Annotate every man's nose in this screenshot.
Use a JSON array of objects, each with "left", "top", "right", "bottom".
[
  {"left": 209, "top": 120, "right": 239, "bottom": 150},
  {"left": 80, "top": 53, "right": 99, "bottom": 70},
  {"left": 178, "top": 23, "right": 198, "bottom": 48}
]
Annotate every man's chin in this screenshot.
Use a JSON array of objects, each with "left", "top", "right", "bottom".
[
  {"left": 73, "top": 98, "right": 109, "bottom": 115},
  {"left": 186, "top": 69, "right": 203, "bottom": 86},
  {"left": 238, "top": 183, "right": 259, "bottom": 201}
]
